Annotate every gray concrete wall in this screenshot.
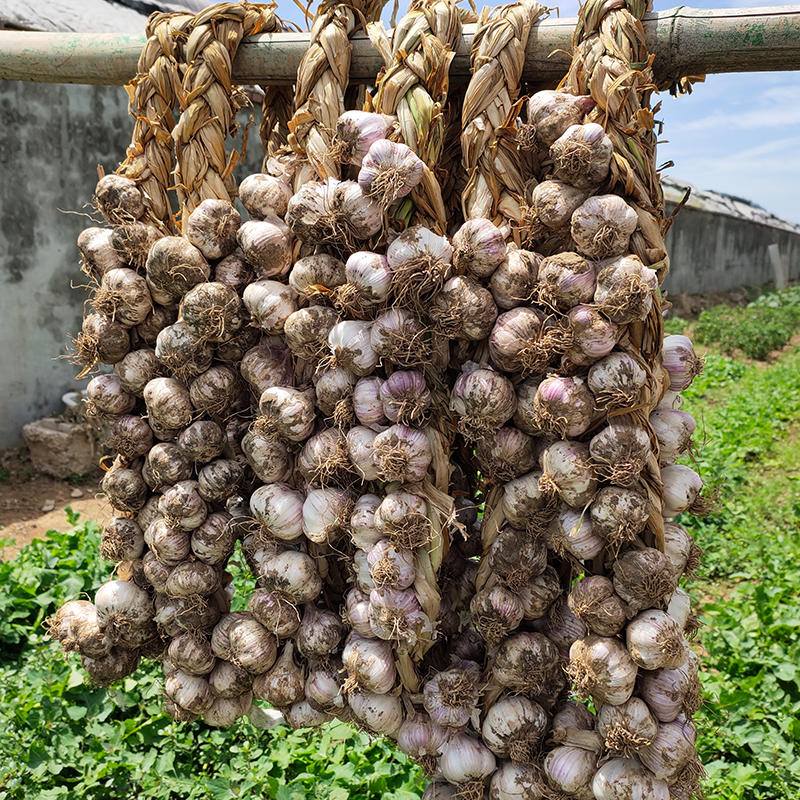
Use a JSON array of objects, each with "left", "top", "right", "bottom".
[
  {"left": 0, "top": 81, "right": 263, "bottom": 449},
  {"left": 662, "top": 205, "right": 800, "bottom": 295}
]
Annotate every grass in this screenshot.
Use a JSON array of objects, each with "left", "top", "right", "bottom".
[
  {"left": 2, "top": 344, "right": 800, "bottom": 798},
  {"left": 664, "top": 285, "right": 800, "bottom": 359},
  {"left": 679, "top": 347, "right": 800, "bottom": 799}
]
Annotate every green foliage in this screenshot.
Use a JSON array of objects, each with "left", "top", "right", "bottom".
[
  {"left": 693, "top": 305, "right": 800, "bottom": 359},
  {"left": 680, "top": 345, "right": 800, "bottom": 799},
  {"left": 0, "top": 519, "right": 423, "bottom": 800},
  {"left": 748, "top": 285, "right": 800, "bottom": 309},
  {"left": 663, "top": 316, "right": 690, "bottom": 336}
]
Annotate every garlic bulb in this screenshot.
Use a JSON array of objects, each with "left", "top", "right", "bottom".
[
  {"left": 249, "top": 483, "right": 305, "bottom": 543},
  {"left": 564, "top": 304, "right": 619, "bottom": 366},
  {"left": 289, "top": 253, "right": 347, "bottom": 300},
  {"left": 429, "top": 276, "right": 498, "bottom": 341},
  {"left": 613, "top": 548, "right": 677, "bottom": 613},
  {"left": 501, "top": 468, "right": 555, "bottom": 533},
  {"left": 493, "top": 632, "right": 559, "bottom": 694},
  {"left": 597, "top": 697, "right": 658, "bottom": 755},
  {"left": 78, "top": 227, "right": 124, "bottom": 279},
  {"left": 587, "top": 351, "right": 647, "bottom": 410},
  {"left": 353, "top": 376, "right": 388, "bottom": 430},
  {"left": 184, "top": 199, "right": 240, "bottom": 260},
  {"left": 551, "top": 122, "right": 613, "bottom": 188},
  {"left": 177, "top": 420, "right": 225, "bottom": 464},
  {"left": 490, "top": 761, "right": 548, "bottom": 800},
  {"left": 350, "top": 494, "right": 383, "bottom": 550},
  {"left": 358, "top": 139, "right": 425, "bottom": 206},
  {"left": 239, "top": 172, "right": 292, "bottom": 219},
  {"left": 488, "top": 528, "right": 547, "bottom": 591},
  {"left": 342, "top": 632, "right": 396, "bottom": 694},
  {"left": 95, "top": 579, "right": 153, "bottom": 631},
  {"left": 370, "top": 308, "right": 429, "bottom": 369},
  {"left": 571, "top": 195, "right": 638, "bottom": 260},
  {"left": 546, "top": 504, "right": 604, "bottom": 560},
  {"left": 158, "top": 480, "right": 207, "bottom": 530},
  {"left": 285, "top": 699, "right": 331, "bottom": 729},
  {"left": 189, "top": 365, "right": 242, "bottom": 417},
  {"left": 489, "top": 249, "right": 541, "bottom": 310},
  {"left": 249, "top": 589, "right": 301, "bottom": 639},
  {"left": 331, "top": 111, "right": 395, "bottom": 166},
  {"left": 397, "top": 713, "right": 450, "bottom": 773},
  {"left": 540, "top": 441, "right": 598, "bottom": 509},
  {"left": 145, "top": 236, "right": 210, "bottom": 302},
  {"left": 241, "top": 430, "right": 293, "bottom": 484},
  {"left": 662, "top": 335, "right": 703, "bottom": 391},
  {"left": 74, "top": 313, "right": 131, "bottom": 369},
  {"left": 590, "top": 486, "right": 650, "bottom": 547},
  {"left": 481, "top": 696, "right": 548, "bottom": 762},
  {"left": 380, "top": 370, "right": 432, "bottom": 426},
  {"left": 144, "top": 443, "right": 192, "bottom": 490},
  {"left": 488, "top": 307, "right": 546, "bottom": 376},
  {"left": 94, "top": 267, "right": 152, "bottom": 326},
  {"left": 348, "top": 689, "right": 404, "bottom": 736},
  {"left": 476, "top": 426, "right": 538, "bottom": 483},
  {"left": 191, "top": 512, "right": 236, "bottom": 566},
  {"left": 516, "top": 566, "right": 562, "bottom": 620},
  {"left": 531, "top": 180, "right": 590, "bottom": 230},
  {"left": 164, "top": 669, "right": 214, "bottom": 714},
  {"left": 536, "top": 252, "right": 596, "bottom": 310},
  {"left": 640, "top": 655, "right": 701, "bottom": 723},
  {"left": 257, "top": 386, "right": 316, "bottom": 442},
  {"left": 279, "top": 309, "right": 336, "bottom": 365},
  {"left": 286, "top": 180, "right": 336, "bottom": 244},
  {"left": 305, "top": 661, "right": 346, "bottom": 712},
  {"left": 662, "top": 464, "right": 704, "bottom": 517},
  {"left": 526, "top": 90, "right": 595, "bottom": 147},
  {"left": 144, "top": 519, "right": 190, "bottom": 567},
  {"left": 243, "top": 279, "right": 298, "bottom": 333},
  {"left": 650, "top": 409, "right": 696, "bottom": 466},
  {"left": 471, "top": 585, "right": 525, "bottom": 647},
  {"left": 94, "top": 173, "right": 145, "bottom": 223},
  {"left": 341, "top": 251, "right": 393, "bottom": 309},
  {"left": 332, "top": 180, "right": 383, "bottom": 241},
  {"left": 368, "top": 586, "right": 431, "bottom": 646},
  {"left": 568, "top": 635, "right": 638, "bottom": 706},
  {"left": 86, "top": 374, "right": 136, "bottom": 418},
  {"left": 626, "top": 609, "right": 686, "bottom": 670},
  {"left": 452, "top": 218, "right": 508, "bottom": 278},
  {"left": 196, "top": 457, "right": 242, "bottom": 507},
  {"left": 114, "top": 347, "right": 163, "bottom": 397},
  {"left": 102, "top": 467, "right": 148, "bottom": 513},
  {"left": 568, "top": 575, "right": 629, "bottom": 637},
  {"left": 155, "top": 321, "right": 213, "bottom": 379},
  {"left": 663, "top": 521, "right": 699, "bottom": 578},
  {"left": 533, "top": 376, "right": 594, "bottom": 438},
  {"left": 296, "top": 605, "right": 345, "bottom": 660},
  {"left": 47, "top": 600, "right": 114, "bottom": 659},
  {"left": 203, "top": 692, "right": 253, "bottom": 727},
  {"left": 386, "top": 225, "right": 454, "bottom": 308},
  {"left": 302, "top": 488, "right": 353, "bottom": 544},
  {"left": 167, "top": 633, "right": 216, "bottom": 676},
  {"left": 313, "top": 365, "right": 358, "bottom": 417},
  {"left": 258, "top": 550, "right": 322, "bottom": 604},
  {"left": 101, "top": 517, "right": 145, "bottom": 563},
  {"left": 594, "top": 255, "right": 659, "bottom": 324},
  {"left": 543, "top": 746, "right": 597, "bottom": 800},
  {"left": 592, "top": 758, "right": 670, "bottom": 800},
  {"left": 367, "top": 539, "right": 416, "bottom": 590},
  {"left": 346, "top": 426, "right": 380, "bottom": 481},
  {"left": 438, "top": 733, "right": 497, "bottom": 788},
  {"left": 252, "top": 641, "right": 305, "bottom": 707},
  {"left": 373, "top": 424, "right": 431, "bottom": 483},
  {"left": 328, "top": 320, "right": 379, "bottom": 376},
  {"left": 451, "top": 368, "right": 517, "bottom": 442},
  {"left": 240, "top": 341, "right": 295, "bottom": 396},
  {"left": 298, "top": 427, "right": 352, "bottom": 487},
  {"left": 589, "top": 423, "right": 651, "bottom": 486}
]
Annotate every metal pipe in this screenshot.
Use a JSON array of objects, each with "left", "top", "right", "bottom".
[{"left": 0, "top": 5, "right": 797, "bottom": 87}]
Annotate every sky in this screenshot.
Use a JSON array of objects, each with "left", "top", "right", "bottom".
[{"left": 276, "top": 0, "right": 800, "bottom": 225}]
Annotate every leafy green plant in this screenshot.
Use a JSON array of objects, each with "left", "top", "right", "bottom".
[
  {"left": 663, "top": 316, "right": 690, "bottom": 336},
  {"left": 748, "top": 285, "right": 800, "bottom": 310},
  {"left": 694, "top": 305, "right": 800, "bottom": 359}
]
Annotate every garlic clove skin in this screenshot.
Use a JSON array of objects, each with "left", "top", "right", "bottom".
[
  {"left": 358, "top": 139, "right": 425, "bottom": 206},
  {"left": 662, "top": 335, "right": 703, "bottom": 392},
  {"left": 543, "top": 746, "right": 597, "bottom": 800},
  {"left": 661, "top": 464, "right": 704, "bottom": 517},
  {"left": 438, "top": 733, "right": 497, "bottom": 787},
  {"left": 596, "top": 697, "right": 659, "bottom": 755},
  {"left": 570, "top": 195, "right": 638, "bottom": 261},
  {"left": 531, "top": 180, "right": 591, "bottom": 230},
  {"left": 243, "top": 279, "right": 298, "bottom": 334},
  {"left": 481, "top": 695, "right": 548, "bottom": 762},
  {"left": 626, "top": 609, "right": 686, "bottom": 670},
  {"left": 239, "top": 172, "right": 292, "bottom": 219},
  {"left": 489, "top": 249, "right": 541, "bottom": 310},
  {"left": 587, "top": 351, "right": 647, "bottom": 410},
  {"left": 332, "top": 111, "right": 395, "bottom": 166},
  {"left": 452, "top": 218, "right": 508, "bottom": 278},
  {"left": 592, "top": 757, "right": 670, "bottom": 800},
  {"left": 348, "top": 689, "right": 404, "bottom": 736},
  {"left": 489, "top": 761, "right": 549, "bottom": 800},
  {"left": 568, "top": 635, "right": 638, "bottom": 706},
  {"left": 526, "top": 90, "right": 595, "bottom": 147},
  {"left": 550, "top": 122, "right": 613, "bottom": 188}
]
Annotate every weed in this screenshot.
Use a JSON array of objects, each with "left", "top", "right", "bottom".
[{"left": 694, "top": 305, "right": 800, "bottom": 359}]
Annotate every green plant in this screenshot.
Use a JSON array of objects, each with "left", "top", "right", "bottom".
[
  {"left": 663, "top": 316, "right": 690, "bottom": 336},
  {"left": 0, "top": 467, "right": 10, "bottom": 483},
  {"left": 748, "top": 285, "right": 800, "bottom": 310},
  {"left": 694, "top": 305, "right": 800, "bottom": 360}
]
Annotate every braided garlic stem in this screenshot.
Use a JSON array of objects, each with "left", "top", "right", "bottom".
[
  {"left": 118, "top": 11, "right": 194, "bottom": 231},
  {"left": 461, "top": 0, "right": 548, "bottom": 227},
  {"left": 172, "top": 2, "right": 281, "bottom": 230},
  {"left": 288, "top": 0, "right": 387, "bottom": 185}
]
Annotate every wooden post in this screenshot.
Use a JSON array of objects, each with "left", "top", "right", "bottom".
[{"left": 0, "top": 6, "right": 798, "bottom": 87}]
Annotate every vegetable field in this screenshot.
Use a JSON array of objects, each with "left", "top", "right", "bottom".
[{"left": 2, "top": 327, "right": 799, "bottom": 800}]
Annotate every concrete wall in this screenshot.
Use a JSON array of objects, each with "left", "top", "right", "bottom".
[
  {"left": 0, "top": 81, "right": 263, "bottom": 449},
  {"left": 662, "top": 205, "right": 800, "bottom": 295}
]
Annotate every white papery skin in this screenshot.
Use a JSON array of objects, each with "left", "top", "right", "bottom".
[{"left": 592, "top": 757, "right": 670, "bottom": 800}]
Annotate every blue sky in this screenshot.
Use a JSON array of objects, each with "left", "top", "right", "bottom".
[{"left": 277, "top": 0, "right": 799, "bottom": 224}]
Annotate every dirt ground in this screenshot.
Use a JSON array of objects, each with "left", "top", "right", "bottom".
[{"left": 0, "top": 447, "right": 111, "bottom": 561}]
